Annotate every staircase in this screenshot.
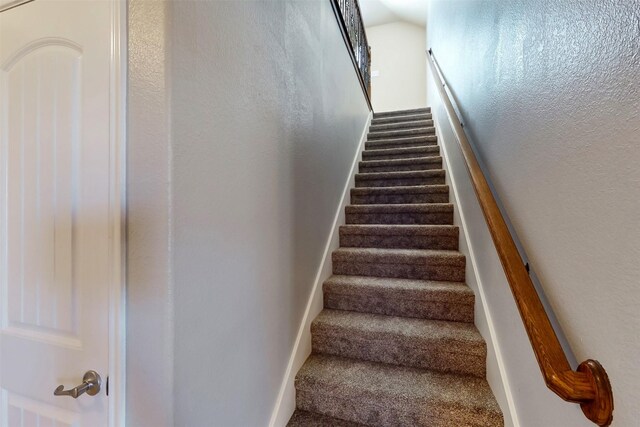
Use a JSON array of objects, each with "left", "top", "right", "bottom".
[{"left": 287, "top": 107, "right": 503, "bottom": 426}]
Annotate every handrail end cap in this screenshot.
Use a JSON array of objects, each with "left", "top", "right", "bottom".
[{"left": 578, "top": 359, "right": 614, "bottom": 426}]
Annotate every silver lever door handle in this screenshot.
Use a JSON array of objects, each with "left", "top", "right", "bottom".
[{"left": 54, "top": 370, "right": 102, "bottom": 398}]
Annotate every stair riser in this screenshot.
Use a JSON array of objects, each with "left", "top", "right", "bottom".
[
  {"left": 340, "top": 234, "right": 458, "bottom": 250},
  {"left": 295, "top": 389, "right": 502, "bottom": 427},
  {"left": 371, "top": 114, "right": 432, "bottom": 126},
  {"left": 362, "top": 147, "right": 439, "bottom": 161},
  {"left": 351, "top": 193, "right": 449, "bottom": 205},
  {"left": 368, "top": 128, "right": 435, "bottom": 140},
  {"left": 373, "top": 108, "right": 431, "bottom": 118},
  {"left": 355, "top": 176, "right": 445, "bottom": 188},
  {"left": 332, "top": 261, "right": 465, "bottom": 282},
  {"left": 369, "top": 120, "right": 434, "bottom": 132},
  {"left": 324, "top": 292, "right": 474, "bottom": 322},
  {"left": 346, "top": 211, "right": 453, "bottom": 225},
  {"left": 359, "top": 160, "right": 442, "bottom": 173},
  {"left": 311, "top": 328, "right": 486, "bottom": 377}
]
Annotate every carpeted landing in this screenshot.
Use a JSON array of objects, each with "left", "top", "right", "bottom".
[{"left": 287, "top": 107, "right": 503, "bottom": 427}]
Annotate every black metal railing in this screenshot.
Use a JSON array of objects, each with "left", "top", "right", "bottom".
[{"left": 331, "top": 0, "right": 372, "bottom": 109}]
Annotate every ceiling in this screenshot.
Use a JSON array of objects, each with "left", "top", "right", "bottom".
[{"left": 359, "top": 0, "right": 428, "bottom": 28}]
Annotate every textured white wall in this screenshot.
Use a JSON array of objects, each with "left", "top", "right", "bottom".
[
  {"left": 429, "top": 69, "right": 591, "bottom": 427},
  {"left": 126, "top": 1, "right": 174, "bottom": 426},
  {"left": 168, "top": 1, "right": 369, "bottom": 426},
  {"left": 128, "top": 1, "right": 370, "bottom": 425},
  {"left": 367, "top": 21, "right": 427, "bottom": 112},
  {"left": 427, "top": 1, "right": 640, "bottom": 425}
]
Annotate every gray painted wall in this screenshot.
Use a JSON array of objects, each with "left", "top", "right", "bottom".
[
  {"left": 127, "top": 1, "right": 174, "bottom": 426},
  {"left": 427, "top": 1, "right": 640, "bottom": 425},
  {"left": 127, "top": 0, "right": 370, "bottom": 425}
]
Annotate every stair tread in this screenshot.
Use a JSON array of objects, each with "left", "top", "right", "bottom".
[
  {"left": 333, "top": 247, "right": 464, "bottom": 265},
  {"left": 296, "top": 354, "right": 503, "bottom": 425},
  {"left": 346, "top": 203, "right": 453, "bottom": 213},
  {"left": 370, "top": 126, "right": 434, "bottom": 132},
  {"left": 312, "top": 309, "right": 486, "bottom": 375},
  {"left": 369, "top": 120, "right": 434, "bottom": 132},
  {"left": 365, "top": 145, "right": 438, "bottom": 154},
  {"left": 313, "top": 309, "right": 484, "bottom": 350},
  {"left": 371, "top": 113, "right": 432, "bottom": 125},
  {"left": 355, "top": 170, "right": 445, "bottom": 188},
  {"left": 359, "top": 156, "right": 443, "bottom": 173},
  {"left": 324, "top": 275, "right": 473, "bottom": 301},
  {"left": 350, "top": 186, "right": 450, "bottom": 206},
  {"left": 340, "top": 224, "right": 457, "bottom": 236},
  {"left": 287, "top": 410, "right": 365, "bottom": 426},
  {"left": 339, "top": 223, "right": 459, "bottom": 250},
  {"left": 345, "top": 204, "right": 453, "bottom": 225},
  {"left": 360, "top": 156, "right": 442, "bottom": 167},
  {"left": 365, "top": 135, "right": 438, "bottom": 146},
  {"left": 356, "top": 170, "right": 444, "bottom": 179},
  {"left": 371, "top": 119, "right": 432, "bottom": 127},
  {"left": 351, "top": 185, "right": 449, "bottom": 195},
  {"left": 373, "top": 107, "right": 431, "bottom": 118},
  {"left": 363, "top": 146, "right": 440, "bottom": 155},
  {"left": 368, "top": 127, "right": 435, "bottom": 139},
  {"left": 324, "top": 275, "right": 474, "bottom": 322},
  {"left": 363, "top": 145, "right": 439, "bottom": 156}
]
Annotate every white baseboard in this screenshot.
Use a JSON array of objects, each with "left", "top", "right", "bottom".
[{"left": 268, "top": 113, "right": 373, "bottom": 427}]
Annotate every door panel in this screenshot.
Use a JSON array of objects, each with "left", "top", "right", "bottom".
[
  {"left": 6, "top": 393, "right": 77, "bottom": 427},
  {"left": 5, "top": 41, "right": 81, "bottom": 345},
  {"left": 0, "top": 1, "right": 113, "bottom": 425}
]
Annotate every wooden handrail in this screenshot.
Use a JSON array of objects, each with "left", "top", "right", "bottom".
[{"left": 426, "top": 49, "right": 614, "bottom": 426}]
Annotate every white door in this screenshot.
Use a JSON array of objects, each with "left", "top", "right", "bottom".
[{"left": 0, "top": 0, "right": 119, "bottom": 426}]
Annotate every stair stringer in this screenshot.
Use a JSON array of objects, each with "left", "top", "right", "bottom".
[{"left": 268, "top": 112, "right": 373, "bottom": 427}]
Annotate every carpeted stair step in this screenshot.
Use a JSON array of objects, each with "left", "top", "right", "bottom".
[
  {"left": 362, "top": 145, "right": 440, "bottom": 161},
  {"left": 323, "top": 275, "right": 475, "bottom": 322},
  {"left": 332, "top": 247, "right": 465, "bottom": 282},
  {"left": 365, "top": 135, "right": 438, "bottom": 150},
  {"left": 311, "top": 309, "right": 486, "bottom": 376},
  {"left": 345, "top": 203, "right": 454, "bottom": 225},
  {"left": 373, "top": 107, "right": 431, "bottom": 119},
  {"left": 368, "top": 127, "right": 435, "bottom": 140},
  {"left": 355, "top": 170, "right": 445, "bottom": 188},
  {"left": 372, "top": 112, "right": 432, "bottom": 125},
  {"left": 350, "top": 185, "right": 449, "bottom": 205},
  {"left": 358, "top": 156, "right": 443, "bottom": 173},
  {"left": 287, "top": 410, "right": 365, "bottom": 426},
  {"left": 294, "top": 355, "right": 503, "bottom": 426},
  {"left": 289, "top": 102, "right": 504, "bottom": 426},
  {"left": 339, "top": 224, "right": 459, "bottom": 250},
  {"left": 369, "top": 119, "right": 434, "bottom": 132}
]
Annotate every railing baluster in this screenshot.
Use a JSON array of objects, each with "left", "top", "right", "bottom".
[{"left": 331, "top": 0, "right": 371, "bottom": 102}]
